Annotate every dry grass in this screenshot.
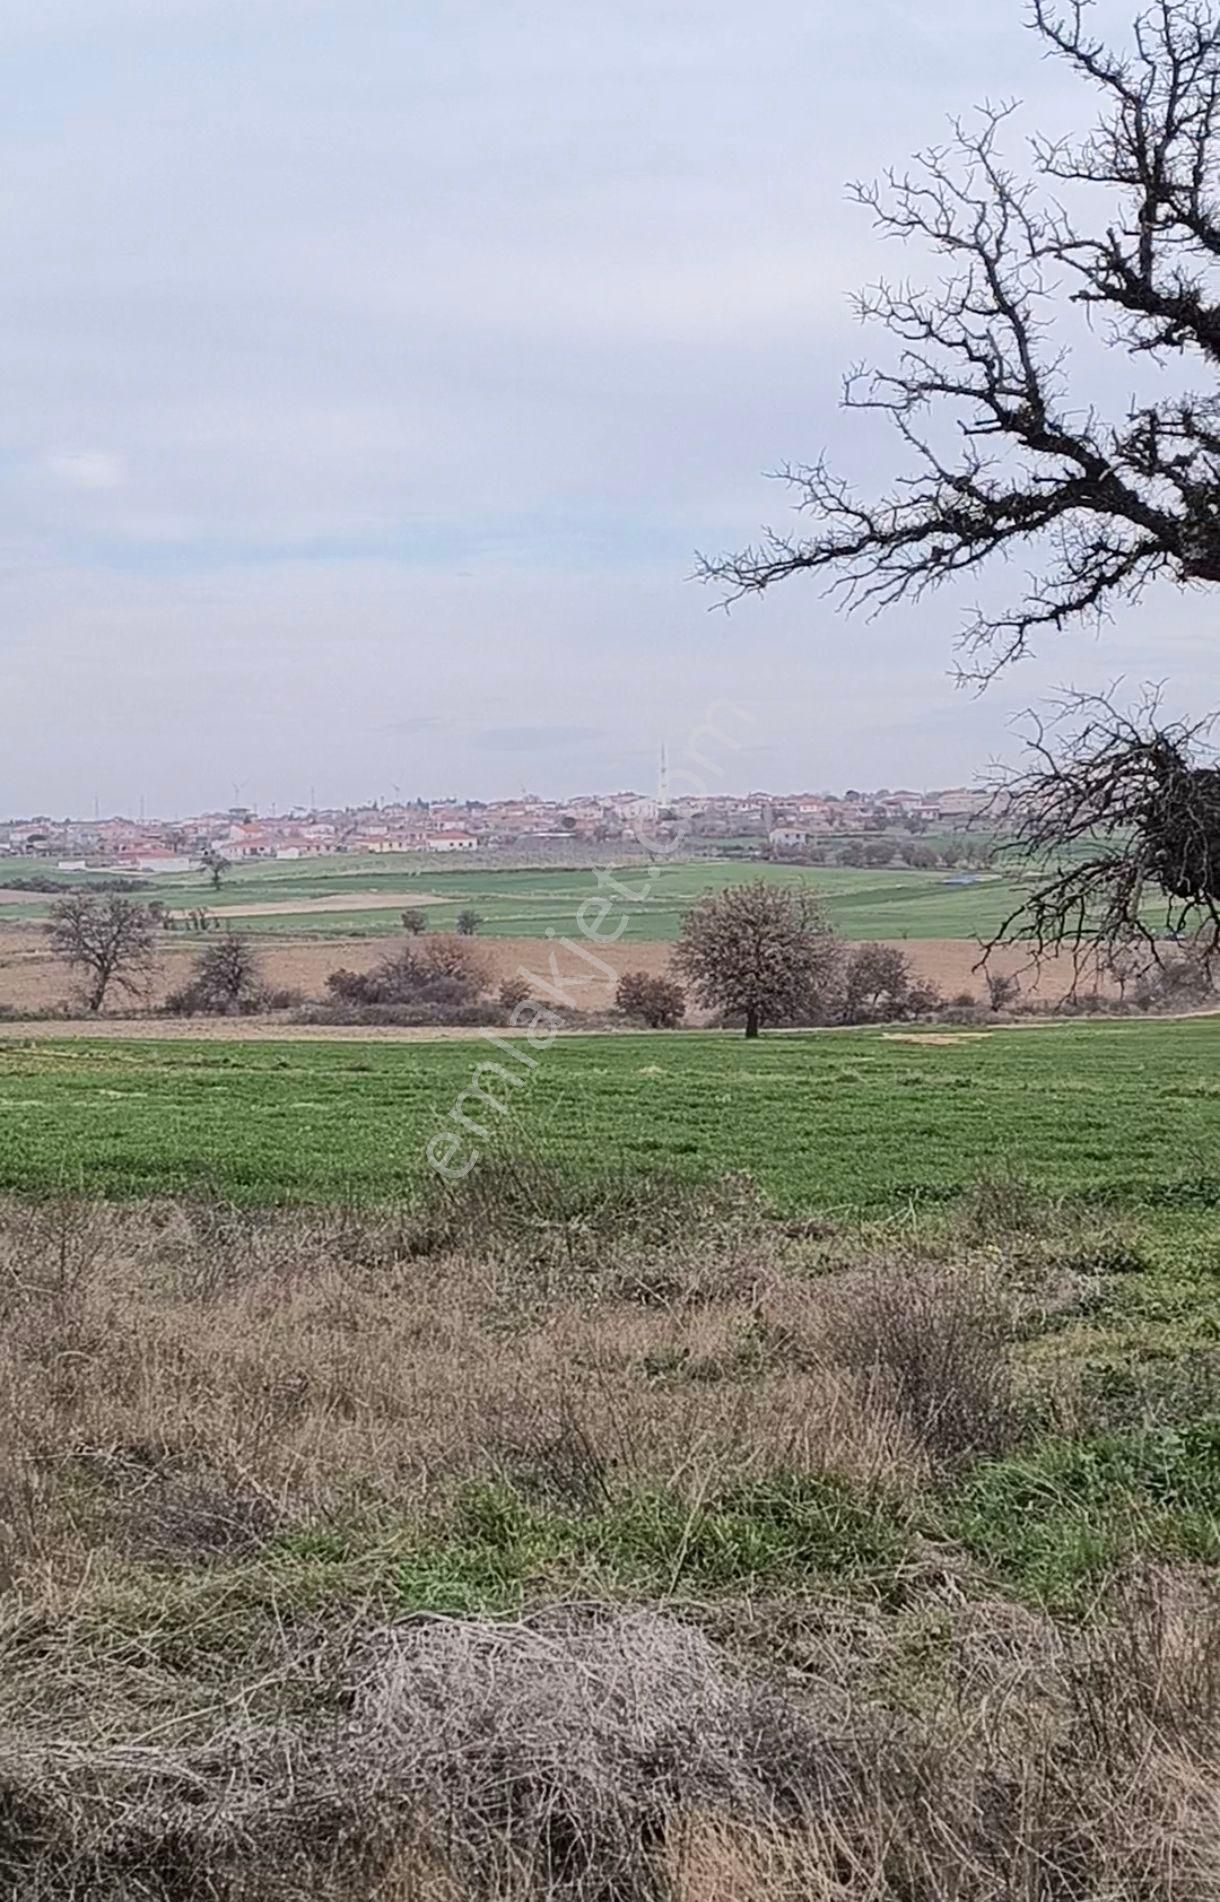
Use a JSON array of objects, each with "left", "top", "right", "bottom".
[
  {"left": 4, "top": 1583, "right": 1220, "bottom": 1899},
  {"left": 0, "top": 1191, "right": 950, "bottom": 1597},
  {"left": 0, "top": 1193, "right": 1214, "bottom": 1898}
]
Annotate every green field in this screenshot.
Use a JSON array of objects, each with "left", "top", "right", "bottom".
[
  {"left": 2, "top": 1017, "right": 1217, "bottom": 1217},
  {"left": 0, "top": 853, "right": 1033, "bottom": 942}
]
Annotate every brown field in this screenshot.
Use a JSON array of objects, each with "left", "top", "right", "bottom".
[{"left": 0, "top": 923, "right": 1110, "bottom": 1021}]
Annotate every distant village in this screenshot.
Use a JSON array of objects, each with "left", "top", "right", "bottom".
[{"left": 0, "top": 784, "right": 991, "bottom": 873}]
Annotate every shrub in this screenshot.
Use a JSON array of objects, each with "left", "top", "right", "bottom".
[
  {"left": 164, "top": 935, "right": 267, "bottom": 1016},
  {"left": 615, "top": 971, "right": 686, "bottom": 1028},
  {"left": 422, "top": 933, "right": 491, "bottom": 989},
  {"left": 498, "top": 975, "right": 533, "bottom": 1012},
  {"left": 842, "top": 944, "right": 911, "bottom": 1023},
  {"left": 1133, "top": 946, "right": 1218, "bottom": 1012},
  {"left": 324, "top": 938, "right": 488, "bottom": 1011},
  {"left": 297, "top": 999, "right": 508, "bottom": 1028},
  {"left": 986, "top": 970, "right": 1020, "bottom": 1012},
  {"left": 825, "top": 1264, "right": 1020, "bottom": 1462},
  {"left": 456, "top": 908, "right": 482, "bottom": 936}
]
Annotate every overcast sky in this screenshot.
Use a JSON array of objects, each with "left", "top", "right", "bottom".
[{"left": 2, "top": 0, "right": 1215, "bottom": 815}]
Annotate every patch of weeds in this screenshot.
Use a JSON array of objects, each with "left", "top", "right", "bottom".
[
  {"left": 1076, "top": 1355, "right": 1220, "bottom": 1434},
  {"left": 1057, "top": 1236, "right": 1152, "bottom": 1278},
  {"left": 959, "top": 1173, "right": 1046, "bottom": 1240},
  {"left": 406, "top": 1146, "right": 767, "bottom": 1270},
  {"left": 390, "top": 1476, "right": 913, "bottom": 1615},
  {"left": 946, "top": 1420, "right": 1220, "bottom": 1612},
  {"left": 596, "top": 1476, "right": 910, "bottom": 1595}
]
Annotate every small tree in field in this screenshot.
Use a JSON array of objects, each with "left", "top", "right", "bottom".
[
  {"left": 615, "top": 970, "right": 687, "bottom": 1028},
  {"left": 402, "top": 908, "right": 427, "bottom": 936},
  {"left": 49, "top": 894, "right": 158, "bottom": 1013},
  {"left": 199, "top": 848, "right": 231, "bottom": 893},
  {"left": 165, "top": 934, "right": 265, "bottom": 1015},
  {"left": 674, "top": 881, "right": 840, "bottom": 1038},
  {"left": 456, "top": 909, "right": 482, "bottom": 937}
]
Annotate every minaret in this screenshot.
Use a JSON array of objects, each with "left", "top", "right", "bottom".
[{"left": 658, "top": 742, "right": 670, "bottom": 810}]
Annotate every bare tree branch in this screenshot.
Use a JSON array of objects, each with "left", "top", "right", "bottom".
[
  {"left": 702, "top": 4, "right": 1220, "bottom": 670},
  {"left": 984, "top": 686, "right": 1220, "bottom": 979}
]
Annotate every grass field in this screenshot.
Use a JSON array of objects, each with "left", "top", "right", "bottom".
[
  {"left": 1, "top": 1017, "right": 1217, "bottom": 1216},
  {"left": 0, "top": 853, "right": 1031, "bottom": 942}
]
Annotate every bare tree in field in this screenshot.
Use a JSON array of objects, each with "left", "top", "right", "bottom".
[
  {"left": 49, "top": 894, "right": 158, "bottom": 1013},
  {"left": 674, "top": 881, "right": 841, "bottom": 1037},
  {"left": 705, "top": 0, "right": 1220, "bottom": 965},
  {"left": 166, "top": 933, "right": 266, "bottom": 1015}
]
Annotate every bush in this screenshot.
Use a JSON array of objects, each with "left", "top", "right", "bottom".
[
  {"left": 296, "top": 999, "right": 508, "bottom": 1028},
  {"left": 842, "top": 944, "right": 912, "bottom": 1023},
  {"left": 986, "top": 971, "right": 1021, "bottom": 1012},
  {"left": 825, "top": 1264, "right": 1020, "bottom": 1462},
  {"left": 1133, "top": 946, "right": 1218, "bottom": 1012},
  {"left": 499, "top": 975, "right": 533, "bottom": 1012},
  {"left": 456, "top": 908, "right": 482, "bottom": 936},
  {"left": 324, "top": 937, "right": 488, "bottom": 1011},
  {"left": 164, "top": 935, "right": 267, "bottom": 1016},
  {"left": 615, "top": 971, "right": 686, "bottom": 1028},
  {"left": 421, "top": 934, "right": 491, "bottom": 989}
]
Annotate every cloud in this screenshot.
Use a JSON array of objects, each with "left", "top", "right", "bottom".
[
  {"left": 43, "top": 451, "right": 125, "bottom": 493},
  {"left": 383, "top": 715, "right": 445, "bottom": 734},
  {"left": 477, "top": 725, "right": 606, "bottom": 753}
]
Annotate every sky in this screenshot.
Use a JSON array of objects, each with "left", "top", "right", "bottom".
[{"left": 2, "top": 0, "right": 1217, "bottom": 815}]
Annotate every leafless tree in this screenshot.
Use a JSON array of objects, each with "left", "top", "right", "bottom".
[
  {"left": 990, "top": 687, "right": 1220, "bottom": 965},
  {"left": 165, "top": 933, "right": 266, "bottom": 1015},
  {"left": 704, "top": 1, "right": 1220, "bottom": 961},
  {"left": 49, "top": 894, "right": 158, "bottom": 1013},
  {"left": 674, "top": 881, "right": 841, "bottom": 1037}
]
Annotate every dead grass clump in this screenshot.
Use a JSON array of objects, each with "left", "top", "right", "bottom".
[
  {"left": 820, "top": 1263, "right": 1022, "bottom": 1462},
  {"left": 355, "top": 1608, "right": 842, "bottom": 1901}
]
